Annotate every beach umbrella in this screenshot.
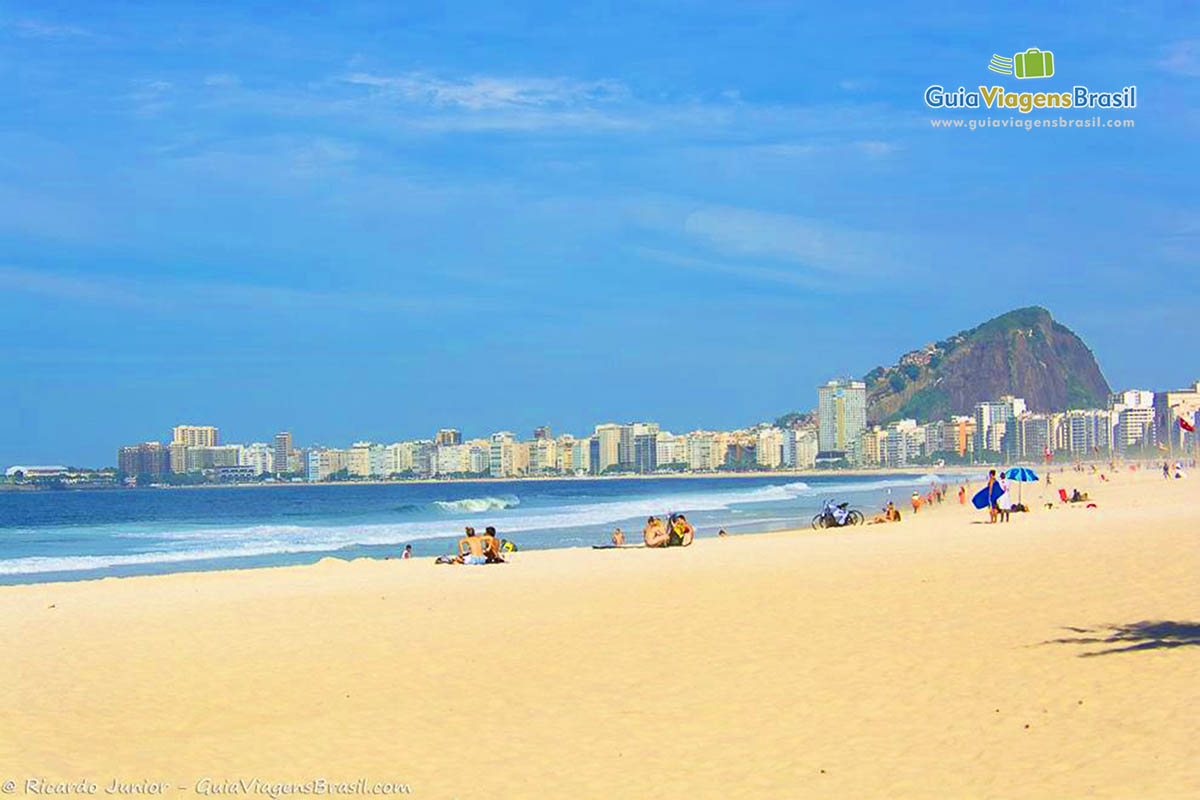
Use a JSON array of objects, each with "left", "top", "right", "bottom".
[{"left": 1004, "top": 466, "right": 1039, "bottom": 504}]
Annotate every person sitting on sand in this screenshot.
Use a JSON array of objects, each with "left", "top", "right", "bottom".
[
  {"left": 482, "top": 526, "right": 505, "bottom": 563},
  {"left": 612, "top": 527, "right": 625, "bottom": 546},
  {"left": 457, "top": 528, "right": 488, "bottom": 564},
  {"left": 668, "top": 514, "right": 695, "bottom": 547},
  {"left": 643, "top": 516, "right": 669, "bottom": 548},
  {"left": 717, "top": 528, "right": 728, "bottom": 537},
  {"left": 401, "top": 544, "right": 413, "bottom": 559},
  {"left": 869, "top": 501, "right": 901, "bottom": 525}
]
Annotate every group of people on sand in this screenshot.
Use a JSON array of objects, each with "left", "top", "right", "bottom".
[
  {"left": 436, "top": 526, "right": 515, "bottom": 565},
  {"left": 909, "top": 482, "right": 949, "bottom": 514},
  {"left": 641, "top": 514, "right": 695, "bottom": 547}
]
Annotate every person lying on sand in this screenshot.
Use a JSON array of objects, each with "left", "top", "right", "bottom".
[{"left": 643, "top": 516, "right": 669, "bottom": 548}]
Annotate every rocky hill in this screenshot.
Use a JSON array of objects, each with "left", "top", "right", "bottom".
[{"left": 864, "top": 307, "right": 1111, "bottom": 423}]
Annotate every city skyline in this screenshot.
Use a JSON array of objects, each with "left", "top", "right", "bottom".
[{"left": 9, "top": 373, "right": 1195, "bottom": 480}]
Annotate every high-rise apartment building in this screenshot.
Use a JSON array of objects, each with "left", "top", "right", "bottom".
[
  {"left": 1153, "top": 380, "right": 1200, "bottom": 451},
  {"left": 489, "top": 432, "right": 516, "bottom": 477},
  {"left": 974, "top": 396, "right": 1026, "bottom": 458},
  {"left": 633, "top": 433, "right": 658, "bottom": 473},
  {"left": 117, "top": 442, "right": 171, "bottom": 476},
  {"left": 532, "top": 426, "right": 552, "bottom": 441},
  {"left": 273, "top": 432, "right": 293, "bottom": 475},
  {"left": 817, "top": 379, "right": 867, "bottom": 456},
  {"left": 173, "top": 425, "right": 219, "bottom": 447},
  {"left": 593, "top": 424, "right": 622, "bottom": 473},
  {"left": 435, "top": 429, "right": 462, "bottom": 446},
  {"left": 755, "top": 427, "right": 784, "bottom": 469}
]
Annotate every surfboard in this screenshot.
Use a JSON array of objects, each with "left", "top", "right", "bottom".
[
  {"left": 592, "top": 544, "right": 646, "bottom": 549},
  {"left": 972, "top": 482, "right": 1005, "bottom": 509}
]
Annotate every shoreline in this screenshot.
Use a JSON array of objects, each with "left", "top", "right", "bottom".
[{"left": 7, "top": 464, "right": 988, "bottom": 493}]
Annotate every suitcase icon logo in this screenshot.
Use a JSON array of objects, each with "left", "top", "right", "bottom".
[{"left": 988, "top": 48, "right": 1055, "bottom": 79}]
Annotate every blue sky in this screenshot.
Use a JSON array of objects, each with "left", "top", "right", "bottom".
[{"left": 2, "top": 2, "right": 1198, "bottom": 465}]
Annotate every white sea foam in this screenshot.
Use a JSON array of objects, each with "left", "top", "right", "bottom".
[{"left": 429, "top": 495, "right": 520, "bottom": 513}]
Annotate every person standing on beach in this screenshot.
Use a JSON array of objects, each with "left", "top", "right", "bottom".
[
  {"left": 986, "top": 470, "right": 999, "bottom": 524},
  {"left": 958, "top": 485, "right": 966, "bottom": 504}
]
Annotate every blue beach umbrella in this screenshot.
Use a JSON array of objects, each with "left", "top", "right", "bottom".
[{"left": 1004, "top": 467, "right": 1039, "bottom": 504}]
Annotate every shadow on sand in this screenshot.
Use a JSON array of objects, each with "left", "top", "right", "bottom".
[{"left": 1046, "top": 620, "right": 1200, "bottom": 657}]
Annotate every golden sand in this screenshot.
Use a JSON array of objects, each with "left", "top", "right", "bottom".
[{"left": 1, "top": 468, "right": 1197, "bottom": 799}]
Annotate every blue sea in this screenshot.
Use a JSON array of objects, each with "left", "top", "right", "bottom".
[{"left": 0, "top": 472, "right": 965, "bottom": 584}]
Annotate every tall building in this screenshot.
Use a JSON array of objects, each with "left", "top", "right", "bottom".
[
  {"left": 817, "top": 379, "right": 867, "bottom": 456},
  {"left": 173, "top": 425, "right": 219, "bottom": 447},
  {"left": 755, "top": 427, "right": 784, "bottom": 469},
  {"left": 435, "top": 429, "right": 462, "bottom": 446},
  {"left": 489, "top": 432, "right": 517, "bottom": 477},
  {"left": 273, "top": 432, "right": 293, "bottom": 475},
  {"left": 655, "top": 432, "right": 686, "bottom": 468},
  {"left": 973, "top": 396, "right": 1026, "bottom": 459},
  {"left": 117, "top": 442, "right": 171, "bottom": 476},
  {"left": 593, "top": 424, "right": 622, "bottom": 473},
  {"left": 532, "top": 426, "right": 552, "bottom": 441},
  {"left": 1115, "top": 406, "right": 1156, "bottom": 454},
  {"left": 239, "top": 443, "right": 275, "bottom": 475},
  {"left": 633, "top": 433, "right": 658, "bottom": 473},
  {"left": 1059, "top": 409, "right": 1112, "bottom": 456},
  {"left": 1015, "top": 413, "right": 1055, "bottom": 461},
  {"left": 1153, "top": 380, "right": 1200, "bottom": 451}
]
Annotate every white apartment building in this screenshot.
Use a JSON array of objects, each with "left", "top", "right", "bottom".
[
  {"left": 756, "top": 427, "right": 785, "bottom": 469},
  {"left": 239, "top": 442, "right": 275, "bottom": 475}
]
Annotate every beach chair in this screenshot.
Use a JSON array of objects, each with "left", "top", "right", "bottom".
[{"left": 1058, "top": 488, "right": 1070, "bottom": 504}]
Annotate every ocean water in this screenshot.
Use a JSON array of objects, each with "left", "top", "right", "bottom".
[{"left": 0, "top": 472, "right": 964, "bottom": 584}]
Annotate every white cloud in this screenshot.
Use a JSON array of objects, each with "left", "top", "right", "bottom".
[
  {"left": 7, "top": 19, "right": 91, "bottom": 39},
  {"left": 0, "top": 266, "right": 479, "bottom": 316},
  {"left": 682, "top": 205, "right": 893, "bottom": 277},
  {"left": 341, "top": 72, "right": 628, "bottom": 111},
  {"left": 1159, "top": 40, "right": 1200, "bottom": 77},
  {"left": 634, "top": 246, "right": 832, "bottom": 291},
  {"left": 203, "top": 73, "right": 241, "bottom": 87}
]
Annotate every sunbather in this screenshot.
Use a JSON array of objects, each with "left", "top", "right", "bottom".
[
  {"left": 668, "top": 514, "right": 695, "bottom": 547},
  {"left": 457, "top": 528, "right": 488, "bottom": 564},
  {"left": 643, "top": 516, "right": 669, "bottom": 548},
  {"left": 869, "top": 501, "right": 901, "bottom": 524},
  {"left": 481, "top": 526, "right": 505, "bottom": 563}
]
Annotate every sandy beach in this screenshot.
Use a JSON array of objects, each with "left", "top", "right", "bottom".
[{"left": 1, "top": 467, "right": 1196, "bottom": 799}]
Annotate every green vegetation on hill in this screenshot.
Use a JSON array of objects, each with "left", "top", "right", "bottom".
[{"left": 861, "top": 306, "right": 1111, "bottom": 424}]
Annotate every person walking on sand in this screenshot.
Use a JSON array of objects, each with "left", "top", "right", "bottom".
[
  {"left": 643, "top": 516, "right": 669, "bottom": 548},
  {"left": 958, "top": 485, "right": 966, "bottom": 505}
]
